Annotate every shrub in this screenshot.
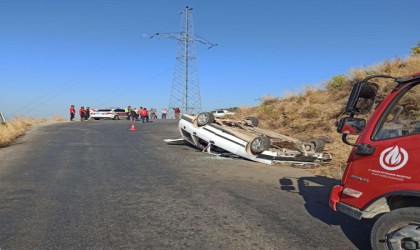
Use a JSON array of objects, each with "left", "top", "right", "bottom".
[
  {"left": 328, "top": 74, "right": 347, "bottom": 89},
  {"left": 301, "top": 107, "right": 320, "bottom": 118},
  {"left": 262, "top": 96, "right": 278, "bottom": 106},
  {"left": 411, "top": 40, "right": 420, "bottom": 56},
  {"left": 0, "top": 117, "right": 63, "bottom": 147}
]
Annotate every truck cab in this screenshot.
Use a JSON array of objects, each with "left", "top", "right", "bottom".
[{"left": 329, "top": 72, "right": 420, "bottom": 249}]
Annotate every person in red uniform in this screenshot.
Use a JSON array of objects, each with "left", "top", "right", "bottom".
[
  {"left": 69, "top": 105, "right": 76, "bottom": 121},
  {"left": 79, "top": 106, "right": 85, "bottom": 121},
  {"left": 174, "top": 107, "right": 181, "bottom": 119},
  {"left": 140, "top": 107, "right": 148, "bottom": 123}
]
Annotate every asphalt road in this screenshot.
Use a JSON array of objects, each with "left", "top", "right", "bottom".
[{"left": 0, "top": 119, "right": 373, "bottom": 249}]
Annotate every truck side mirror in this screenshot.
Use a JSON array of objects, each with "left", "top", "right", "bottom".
[
  {"left": 337, "top": 117, "right": 366, "bottom": 135},
  {"left": 345, "top": 82, "right": 378, "bottom": 115}
]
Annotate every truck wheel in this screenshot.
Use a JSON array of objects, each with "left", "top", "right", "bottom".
[
  {"left": 244, "top": 117, "right": 259, "bottom": 127},
  {"left": 197, "top": 112, "right": 214, "bottom": 126},
  {"left": 250, "top": 136, "right": 271, "bottom": 155},
  {"left": 371, "top": 207, "right": 420, "bottom": 250},
  {"left": 308, "top": 139, "right": 325, "bottom": 152}
]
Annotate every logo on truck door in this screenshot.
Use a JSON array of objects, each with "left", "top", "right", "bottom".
[{"left": 379, "top": 145, "right": 408, "bottom": 171}]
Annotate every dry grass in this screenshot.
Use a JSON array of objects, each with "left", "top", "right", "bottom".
[
  {"left": 236, "top": 55, "right": 420, "bottom": 179},
  {"left": 0, "top": 117, "right": 64, "bottom": 147}
]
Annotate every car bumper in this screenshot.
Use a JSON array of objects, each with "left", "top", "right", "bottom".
[
  {"left": 329, "top": 185, "right": 343, "bottom": 211},
  {"left": 91, "top": 115, "right": 114, "bottom": 119},
  {"left": 329, "top": 185, "right": 363, "bottom": 220}
]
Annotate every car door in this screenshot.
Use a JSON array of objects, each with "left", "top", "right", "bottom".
[
  {"left": 114, "top": 109, "right": 126, "bottom": 117},
  {"left": 341, "top": 83, "right": 420, "bottom": 208}
]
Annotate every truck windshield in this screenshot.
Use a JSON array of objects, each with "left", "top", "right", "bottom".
[{"left": 373, "top": 84, "right": 420, "bottom": 140}]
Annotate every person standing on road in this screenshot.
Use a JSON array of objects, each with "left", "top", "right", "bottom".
[
  {"left": 125, "top": 106, "right": 131, "bottom": 120},
  {"left": 149, "top": 108, "right": 155, "bottom": 120},
  {"left": 84, "top": 107, "right": 90, "bottom": 121},
  {"left": 138, "top": 106, "right": 142, "bottom": 121},
  {"left": 144, "top": 108, "right": 149, "bottom": 122},
  {"left": 161, "top": 108, "right": 167, "bottom": 119},
  {"left": 133, "top": 107, "right": 138, "bottom": 121},
  {"left": 79, "top": 106, "right": 85, "bottom": 121},
  {"left": 135, "top": 107, "right": 140, "bottom": 120},
  {"left": 69, "top": 105, "right": 76, "bottom": 121},
  {"left": 174, "top": 107, "right": 181, "bottom": 119},
  {"left": 140, "top": 107, "right": 148, "bottom": 123},
  {"left": 153, "top": 108, "right": 158, "bottom": 119},
  {"left": 130, "top": 108, "right": 137, "bottom": 122}
]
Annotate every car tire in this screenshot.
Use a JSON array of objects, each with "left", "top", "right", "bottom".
[
  {"left": 244, "top": 117, "right": 259, "bottom": 127},
  {"left": 113, "top": 115, "right": 120, "bottom": 120},
  {"left": 197, "top": 112, "right": 215, "bottom": 127},
  {"left": 371, "top": 207, "right": 420, "bottom": 250},
  {"left": 308, "top": 139, "right": 325, "bottom": 152},
  {"left": 250, "top": 136, "right": 271, "bottom": 155}
]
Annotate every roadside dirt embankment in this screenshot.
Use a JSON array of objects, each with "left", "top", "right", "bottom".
[
  {"left": 0, "top": 117, "right": 64, "bottom": 148},
  {"left": 235, "top": 56, "right": 420, "bottom": 179}
]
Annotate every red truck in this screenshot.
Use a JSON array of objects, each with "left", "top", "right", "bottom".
[{"left": 329, "top": 72, "right": 420, "bottom": 250}]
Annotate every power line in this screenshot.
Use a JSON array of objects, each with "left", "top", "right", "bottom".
[
  {"left": 151, "top": 6, "right": 217, "bottom": 115},
  {"left": 10, "top": 42, "right": 139, "bottom": 117}
]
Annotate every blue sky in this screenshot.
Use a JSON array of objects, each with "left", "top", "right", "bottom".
[{"left": 1, "top": 0, "right": 419, "bottom": 119}]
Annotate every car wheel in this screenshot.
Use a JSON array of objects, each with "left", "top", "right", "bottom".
[
  {"left": 244, "top": 117, "right": 259, "bottom": 127},
  {"left": 371, "top": 207, "right": 420, "bottom": 250},
  {"left": 308, "top": 139, "right": 325, "bottom": 153},
  {"left": 250, "top": 136, "right": 271, "bottom": 155},
  {"left": 197, "top": 112, "right": 215, "bottom": 126},
  {"left": 114, "top": 115, "right": 120, "bottom": 120}
]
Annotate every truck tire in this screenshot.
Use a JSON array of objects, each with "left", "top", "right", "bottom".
[
  {"left": 244, "top": 117, "right": 259, "bottom": 127},
  {"left": 250, "top": 136, "right": 271, "bottom": 155},
  {"left": 196, "top": 112, "right": 214, "bottom": 126},
  {"left": 371, "top": 207, "right": 420, "bottom": 250},
  {"left": 308, "top": 139, "right": 325, "bottom": 153}
]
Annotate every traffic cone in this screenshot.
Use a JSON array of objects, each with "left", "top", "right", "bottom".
[{"left": 129, "top": 123, "right": 137, "bottom": 131}]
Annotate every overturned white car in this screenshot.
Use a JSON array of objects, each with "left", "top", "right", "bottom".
[{"left": 173, "top": 112, "right": 332, "bottom": 165}]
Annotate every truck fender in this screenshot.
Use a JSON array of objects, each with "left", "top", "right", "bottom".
[{"left": 362, "top": 190, "right": 420, "bottom": 219}]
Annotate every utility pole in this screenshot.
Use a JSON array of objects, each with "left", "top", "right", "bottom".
[{"left": 151, "top": 6, "right": 216, "bottom": 116}]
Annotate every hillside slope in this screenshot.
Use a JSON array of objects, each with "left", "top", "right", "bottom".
[{"left": 236, "top": 55, "right": 420, "bottom": 179}]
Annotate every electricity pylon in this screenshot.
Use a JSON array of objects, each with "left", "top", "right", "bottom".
[{"left": 151, "top": 6, "right": 217, "bottom": 116}]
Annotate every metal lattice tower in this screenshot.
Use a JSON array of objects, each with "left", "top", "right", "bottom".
[{"left": 151, "top": 6, "right": 216, "bottom": 115}]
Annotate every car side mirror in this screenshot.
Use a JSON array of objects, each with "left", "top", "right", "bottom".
[
  {"left": 345, "top": 82, "right": 378, "bottom": 115},
  {"left": 337, "top": 117, "right": 366, "bottom": 135}
]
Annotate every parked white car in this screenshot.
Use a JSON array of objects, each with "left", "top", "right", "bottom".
[
  {"left": 90, "top": 108, "right": 128, "bottom": 120},
  {"left": 211, "top": 109, "right": 235, "bottom": 117}
]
